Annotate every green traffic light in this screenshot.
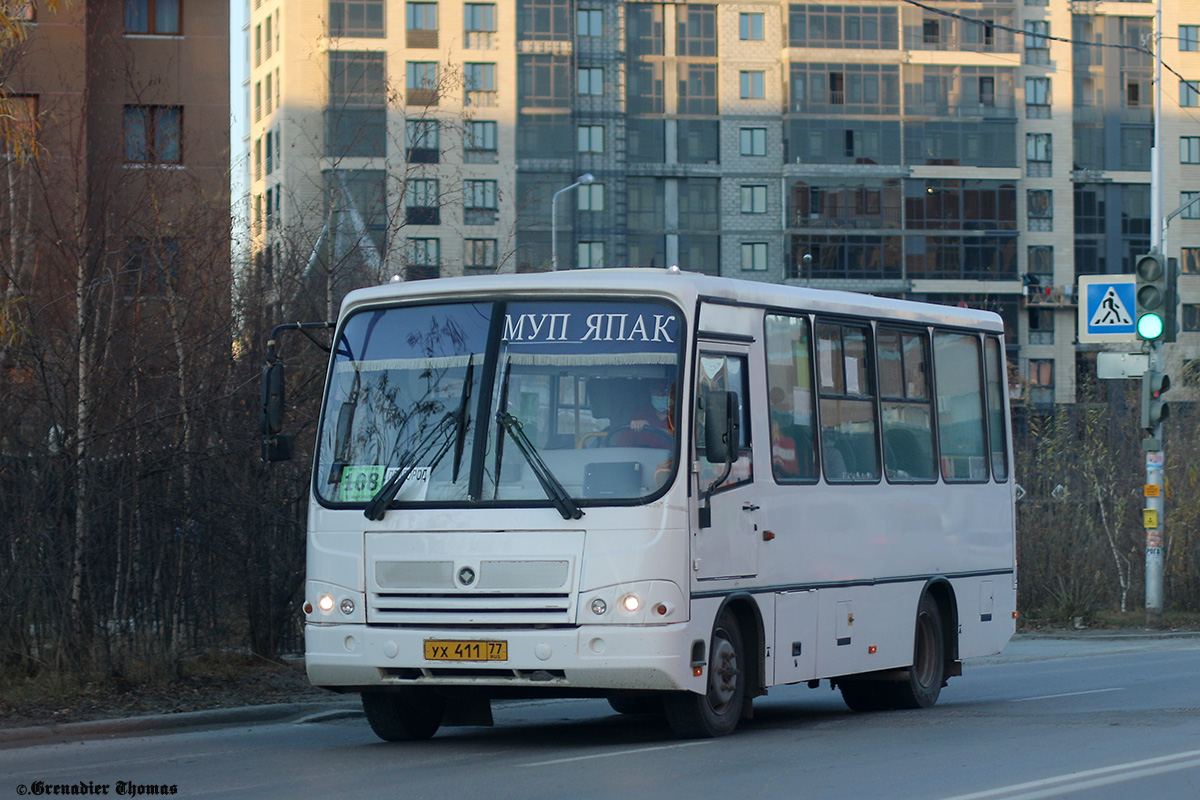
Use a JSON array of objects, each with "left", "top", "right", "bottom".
[{"left": 1137, "top": 313, "right": 1164, "bottom": 340}]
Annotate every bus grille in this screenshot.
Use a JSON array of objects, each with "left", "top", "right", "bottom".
[{"left": 368, "top": 558, "right": 575, "bottom": 625}]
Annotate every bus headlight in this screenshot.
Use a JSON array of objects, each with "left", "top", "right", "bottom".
[
  {"left": 318, "top": 593, "right": 335, "bottom": 613},
  {"left": 579, "top": 581, "right": 684, "bottom": 625},
  {"left": 340, "top": 598, "right": 355, "bottom": 615}
]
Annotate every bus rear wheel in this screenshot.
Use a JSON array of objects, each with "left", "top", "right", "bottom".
[
  {"left": 664, "top": 609, "right": 745, "bottom": 738},
  {"left": 889, "top": 593, "right": 946, "bottom": 709},
  {"left": 362, "top": 688, "right": 445, "bottom": 741}
]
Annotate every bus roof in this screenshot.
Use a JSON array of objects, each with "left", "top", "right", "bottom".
[{"left": 338, "top": 268, "right": 1005, "bottom": 333}]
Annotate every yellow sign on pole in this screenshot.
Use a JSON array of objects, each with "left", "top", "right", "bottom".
[
  {"left": 1143, "top": 509, "right": 1159, "bottom": 529},
  {"left": 1145, "top": 484, "right": 1161, "bottom": 498}
]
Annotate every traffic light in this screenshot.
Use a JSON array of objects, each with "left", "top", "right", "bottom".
[
  {"left": 1141, "top": 369, "right": 1170, "bottom": 431},
  {"left": 1134, "top": 253, "right": 1168, "bottom": 341},
  {"left": 1164, "top": 257, "right": 1180, "bottom": 343}
]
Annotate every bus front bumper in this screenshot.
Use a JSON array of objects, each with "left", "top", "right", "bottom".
[{"left": 305, "top": 621, "right": 704, "bottom": 694}]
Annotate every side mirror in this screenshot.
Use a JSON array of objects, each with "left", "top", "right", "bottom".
[
  {"left": 260, "top": 362, "right": 292, "bottom": 462},
  {"left": 699, "top": 390, "right": 739, "bottom": 529},
  {"left": 704, "top": 390, "right": 740, "bottom": 465},
  {"left": 261, "top": 362, "right": 286, "bottom": 436}
]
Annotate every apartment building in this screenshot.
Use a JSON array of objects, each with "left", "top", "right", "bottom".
[
  {"left": 1, "top": 0, "right": 230, "bottom": 450},
  {"left": 244, "top": 0, "right": 1200, "bottom": 404}
]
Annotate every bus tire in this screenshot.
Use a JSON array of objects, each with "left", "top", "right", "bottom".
[
  {"left": 888, "top": 593, "right": 945, "bottom": 710},
  {"left": 664, "top": 609, "right": 745, "bottom": 738},
  {"left": 608, "top": 695, "right": 664, "bottom": 715},
  {"left": 362, "top": 689, "right": 445, "bottom": 741},
  {"left": 838, "top": 679, "right": 890, "bottom": 712}
]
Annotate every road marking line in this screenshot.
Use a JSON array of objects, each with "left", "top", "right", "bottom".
[
  {"left": 519, "top": 740, "right": 712, "bottom": 767},
  {"left": 935, "top": 748, "right": 1200, "bottom": 800},
  {"left": 1010, "top": 687, "right": 1124, "bottom": 702}
]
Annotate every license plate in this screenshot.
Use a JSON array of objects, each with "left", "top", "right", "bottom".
[{"left": 423, "top": 639, "right": 508, "bottom": 662}]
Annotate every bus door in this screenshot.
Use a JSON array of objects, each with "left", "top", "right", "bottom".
[{"left": 692, "top": 345, "right": 759, "bottom": 581}]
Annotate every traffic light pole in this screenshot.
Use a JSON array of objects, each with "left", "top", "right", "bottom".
[{"left": 1144, "top": 342, "right": 1164, "bottom": 628}]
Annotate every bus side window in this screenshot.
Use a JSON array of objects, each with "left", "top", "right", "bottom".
[
  {"left": 933, "top": 331, "right": 987, "bottom": 482},
  {"left": 765, "top": 313, "right": 817, "bottom": 481},
  {"left": 984, "top": 336, "right": 1009, "bottom": 481},
  {"left": 816, "top": 321, "right": 879, "bottom": 483},
  {"left": 877, "top": 326, "right": 936, "bottom": 482}
]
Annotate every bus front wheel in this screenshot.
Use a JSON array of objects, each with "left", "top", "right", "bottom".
[
  {"left": 362, "top": 689, "right": 445, "bottom": 741},
  {"left": 664, "top": 609, "right": 745, "bottom": 738}
]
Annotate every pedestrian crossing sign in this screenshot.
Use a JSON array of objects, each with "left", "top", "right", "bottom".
[{"left": 1078, "top": 275, "right": 1137, "bottom": 343}]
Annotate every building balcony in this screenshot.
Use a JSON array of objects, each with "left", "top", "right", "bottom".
[{"left": 1023, "top": 284, "right": 1077, "bottom": 308}]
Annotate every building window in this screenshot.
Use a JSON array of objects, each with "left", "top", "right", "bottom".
[
  {"left": 1183, "top": 137, "right": 1200, "bottom": 164},
  {"left": 330, "top": 0, "right": 385, "bottom": 37},
  {"left": 124, "top": 238, "right": 180, "bottom": 297},
  {"left": 465, "top": 62, "right": 497, "bottom": 105},
  {"left": 578, "top": 8, "right": 602, "bottom": 37},
  {"left": 407, "top": 61, "right": 439, "bottom": 105},
  {"left": 518, "top": 0, "right": 571, "bottom": 41},
  {"left": 677, "top": 4, "right": 717, "bottom": 56},
  {"left": 406, "top": 238, "right": 440, "bottom": 280},
  {"left": 1183, "top": 246, "right": 1200, "bottom": 274},
  {"left": 1024, "top": 20, "right": 1049, "bottom": 50},
  {"left": 464, "top": 179, "right": 498, "bottom": 224},
  {"left": 578, "top": 241, "right": 605, "bottom": 269},
  {"left": 328, "top": 52, "right": 386, "bottom": 157},
  {"left": 678, "top": 63, "right": 717, "bottom": 114},
  {"left": 978, "top": 76, "right": 995, "bottom": 106},
  {"left": 406, "top": 178, "right": 440, "bottom": 225},
  {"left": 406, "top": 119, "right": 438, "bottom": 163},
  {"left": 1027, "top": 245, "right": 1053, "bottom": 285},
  {"left": 1182, "top": 191, "right": 1200, "bottom": 219},
  {"left": 406, "top": 1, "right": 437, "bottom": 29},
  {"left": 741, "top": 185, "right": 767, "bottom": 214},
  {"left": 465, "top": 3, "right": 494, "bottom": 31},
  {"left": 577, "top": 124, "right": 604, "bottom": 153},
  {"left": 125, "top": 0, "right": 180, "bottom": 35},
  {"left": 1183, "top": 304, "right": 1200, "bottom": 332},
  {"left": 1025, "top": 76, "right": 1050, "bottom": 118},
  {"left": 1183, "top": 80, "right": 1200, "bottom": 108},
  {"left": 1028, "top": 359, "right": 1054, "bottom": 405},
  {"left": 577, "top": 183, "right": 605, "bottom": 212},
  {"left": 465, "top": 238, "right": 498, "bottom": 273},
  {"left": 1028, "top": 189, "right": 1051, "bottom": 217},
  {"left": 124, "top": 105, "right": 181, "bottom": 164},
  {"left": 740, "top": 127, "right": 766, "bottom": 157},
  {"left": 1026, "top": 133, "right": 1051, "bottom": 177},
  {"left": 465, "top": 120, "right": 497, "bottom": 163},
  {"left": 740, "top": 12, "right": 763, "bottom": 41},
  {"left": 740, "top": 71, "right": 765, "bottom": 100},
  {"left": 1182, "top": 25, "right": 1199, "bottom": 52},
  {"left": 741, "top": 242, "right": 767, "bottom": 271},
  {"left": 578, "top": 67, "right": 604, "bottom": 96}
]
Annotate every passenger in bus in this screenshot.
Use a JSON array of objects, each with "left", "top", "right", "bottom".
[{"left": 771, "top": 420, "right": 801, "bottom": 478}]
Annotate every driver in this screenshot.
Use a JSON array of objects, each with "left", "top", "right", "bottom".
[{"left": 610, "top": 380, "right": 674, "bottom": 447}]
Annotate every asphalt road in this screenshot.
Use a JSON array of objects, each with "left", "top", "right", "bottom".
[{"left": 3, "top": 634, "right": 1199, "bottom": 800}]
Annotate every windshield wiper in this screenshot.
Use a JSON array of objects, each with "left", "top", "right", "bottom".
[
  {"left": 363, "top": 413, "right": 457, "bottom": 521},
  {"left": 451, "top": 356, "right": 475, "bottom": 483},
  {"left": 496, "top": 411, "right": 583, "bottom": 521}
]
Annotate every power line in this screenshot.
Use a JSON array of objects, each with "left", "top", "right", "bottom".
[{"left": 897, "top": 0, "right": 1198, "bottom": 91}]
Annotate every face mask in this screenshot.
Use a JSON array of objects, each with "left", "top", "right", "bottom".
[{"left": 651, "top": 394, "right": 669, "bottom": 413}]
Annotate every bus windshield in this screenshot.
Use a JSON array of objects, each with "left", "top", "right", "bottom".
[{"left": 315, "top": 298, "right": 683, "bottom": 510}]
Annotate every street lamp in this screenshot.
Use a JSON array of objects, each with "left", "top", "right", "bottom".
[{"left": 551, "top": 173, "right": 594, "bottom": 271}]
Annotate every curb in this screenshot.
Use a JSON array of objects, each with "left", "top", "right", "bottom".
[{"left": 0, "top": 699, "right": 361, "bottom": 749}]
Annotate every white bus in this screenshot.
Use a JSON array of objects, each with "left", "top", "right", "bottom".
[{"left": 274, "top": 268, "right": 1015, "bottom": 741}]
